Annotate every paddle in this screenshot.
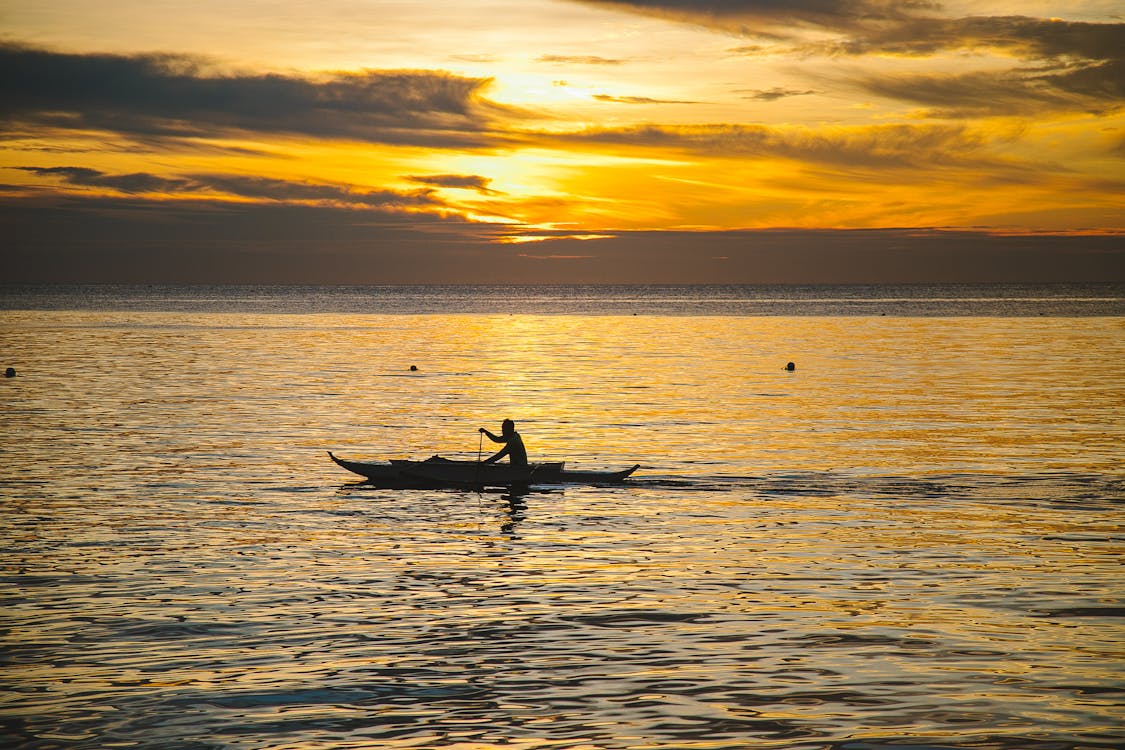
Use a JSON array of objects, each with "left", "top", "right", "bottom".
[{"left": 475, "top": 429, "right": 484, "bottom": 493}]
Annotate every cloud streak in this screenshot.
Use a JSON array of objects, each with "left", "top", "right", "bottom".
[
  {"left": 575, "top": 1, "right": 1125, "bottom": 59},
  {"left": 855, "top": 61, "right": 1125, "bottom": 118},
  {"left": 593, "top": 94, "right": 699, "bottom": 104},
  {"left": 829, "top": 14, "right": 1125, "bottom": 61},
  {"left": 573, "top": 1, "right": 945, "bottom": 37},
  {"left": 557, "top": 122, "right": 1004, "bottom": 170},
  {"left": 16, "top": 166, "right": 201, "bottom": 194},
  {"left": 738, "top": 87, "right": 817, "bottom": 101},
  {"left": 15, "top": 166, "right": 446, "bottom": 209},
  {"left": 407, "top": 174, "right": 500, "bottom": 194},
  {"left": 0, "top": 43, "right": 519, "bottom": 149},
  {"left": 572, "top": 2, "right": 1125, "bottom": 116},
  {"left": 538, "top": 55, "right": 626, "bottom": 65}
]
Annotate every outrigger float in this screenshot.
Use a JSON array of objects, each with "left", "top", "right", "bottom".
[{"left": 328, "top": 452, "right": 640, "bottom": 489}]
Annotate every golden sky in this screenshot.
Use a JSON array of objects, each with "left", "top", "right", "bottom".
[{"left": 2, "top": 0, "right": 1123, "bottom": 282}]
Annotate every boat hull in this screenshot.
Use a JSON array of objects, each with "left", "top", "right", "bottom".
[{"left": 328, "top": 453, "right": 639, "bottom": 488}]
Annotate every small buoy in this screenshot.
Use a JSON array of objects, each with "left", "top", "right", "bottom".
[
  {"left": 409, "top": 365, "right": 418, "bottom": 371},
  {"left": 3, "top": 367, "right": 14, "bottom": 378},
  {"left": 785, "top": 362, "right": 795, "bottom": 371}
]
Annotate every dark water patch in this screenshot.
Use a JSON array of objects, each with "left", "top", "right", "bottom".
[
  {"left": 259, "top": 484, "right": 324, "bottom": 494},
  {"left": 1043, "top": 683, "right": 1125, "bottom": 697},
  {"left": 110, "top": 711, "right": 426, "bottom": 745},
  {"left": 191, "top": 683, "right": 487, "bottom": 709},
  {"left": 562, "top": 610, "right": 711, "bottom": 628},
  {"left": 0, "top": 641, "right": 70, "bottom": 666},
  {"left": 709, "top": 686, "right": 898, "bottom": 709},
  {"left": 837, "top": 738, "right": 1125, "bottom": 750},
  {"left": 0, "top": 574, "right": 110, "bottom": 588},
  {"left": 787, "top": 632, "right": 936, "bottom": 651},
  {"left": 1032, "top": 606, "right": 1125, "bottom": 619},
  {"left": 631, "top": 471, "right": 1125, "bottom": 510},
  {"left": 64, "top": 616, "right": 248, "bottom": 643},
  {"left": 637, "top": 714, "right": 820, "bottom": 743}
]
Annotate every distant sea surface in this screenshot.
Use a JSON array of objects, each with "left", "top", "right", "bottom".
[
  {"left": 2, "top": 284, "right": 1123, "bottom": 750},
  {"left": 4, "top": 281, "right": 1125, "bottom": 316}
]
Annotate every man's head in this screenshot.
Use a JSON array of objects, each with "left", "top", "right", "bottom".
[{"left": 502, "top": 419, "right": 515, "bottom": 436}]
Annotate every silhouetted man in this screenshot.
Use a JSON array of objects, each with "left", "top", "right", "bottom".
[{"left": 479, "top": 419, "right": 527, "bottom": 466}]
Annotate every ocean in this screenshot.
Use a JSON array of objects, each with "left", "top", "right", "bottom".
[{"left": 2, "top": 284, "right": 1122, "bottom": 750}]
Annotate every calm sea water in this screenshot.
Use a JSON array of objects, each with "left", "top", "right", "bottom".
[{"left": 2, "top": 284, "right": 1123, "bottom": 750}]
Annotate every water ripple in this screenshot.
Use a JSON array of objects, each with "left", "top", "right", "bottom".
[{"left": 3, "top": 309, "right": 1123, "bottom": 749}]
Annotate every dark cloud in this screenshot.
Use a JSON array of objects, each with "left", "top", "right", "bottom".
[
  {"left": 573, "top": 2, "right": 1125, "bottom": 116},
  {"left": 576, "top": 1, "right": 1124, "bottom": 60},
  {"left": 831, "top": 15, "right": 1125, "bottom": 60},
  {"left": 574, "top": 1, "right": 1125, "bottom": 64},
  {"left": 0, "top": 43, "right": 519, "bottom": 149},
  {"left": 193, "top": 175, "right": 441, "bottom": 207},
  {"left": 13, "top": 166, "right": 447, "bottom": 209},
  {"left": 407, "top": 174, "right": 499, "bottom": 194},
  {"left": 538, "top": 55, "right": 625, "bottom": 65},
  {"left": 833, "top": 16, "right": 1125, "bottom": 112},
  {"left": 573, "top": 1, "right": 942, "bottom": 36},
  {"left": 856, "top": 60, "right": 1125, "bottom": 117},
  {"left": 837, "top": 15, "right": 1125, "bottom": 117},
  {"left": 557, "top": 122, "right": 1005, "bottom": 170},
  {"left": 4, "top": 196, "right": 1121, "bottom": 284},
  {"left": 1043, "top": 58, "right": 1125, "bottom": 101},
  {"left": 727, "top": 45, "right": 770, "bottom": 56},
  {"left": 496, "top": 228, "right": 1125, "bottom": 283},
  {"left": 16, "top": 166, "right": 202, "bottom": 193},
  {"left": 738, "top": 87, "right": 817, "bottom": 101},
  {"left": 0, "top": 194, "right": 507, "bottom": 284},
  {"left": 593, "top": 94, "right": 699, "bottom": 104}
]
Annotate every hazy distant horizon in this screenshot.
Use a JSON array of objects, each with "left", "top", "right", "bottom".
[
  {"left": 6, "top": 223, "right": 1123, "bottom": 285},
  {"left": 5, "top": 280, "right": 1122, "bottom": 317}
]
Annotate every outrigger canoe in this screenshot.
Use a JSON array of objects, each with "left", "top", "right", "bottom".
[{"left": 328, "top": 452, "right": 640, "bottom": 488}]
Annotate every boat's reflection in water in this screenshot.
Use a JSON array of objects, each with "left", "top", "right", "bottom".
[
  {"left": 499, "top": 491, "right": 528, "bottom": 535},
  {"left": 342, "top": 478, "right": 537, "bottom": 536}
]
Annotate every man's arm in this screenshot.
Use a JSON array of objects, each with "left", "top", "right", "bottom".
[{"left": 483, "top": 442, "right": 511, "bottom": 464}]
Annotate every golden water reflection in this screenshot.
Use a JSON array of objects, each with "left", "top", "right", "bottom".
[{"left": 1, "top": 310, "right": 1122, "bottom": 749}]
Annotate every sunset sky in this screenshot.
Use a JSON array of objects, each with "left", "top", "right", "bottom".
[{"left": 3, "top": 0, "right": 1123, "bottom": 283}]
